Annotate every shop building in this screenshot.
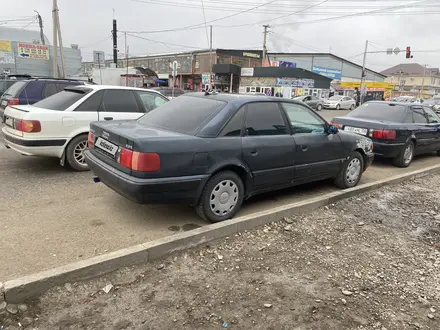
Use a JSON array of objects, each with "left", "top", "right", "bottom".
[{"left": 238, "top": 66, "right": 332, "bottom": 98}]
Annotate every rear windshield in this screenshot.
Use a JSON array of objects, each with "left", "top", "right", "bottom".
[
  {"left": 137, "top": 95, "right": 227, "bottom": 134},
  {"left": 348, "top": 102, "right": 407, "bottom": 122},
  {"left": 3, "top": 81, "right": 27, "bottom": 97},
  {"left": 33, "top": 88, "right": 91, "bottom": 111}
]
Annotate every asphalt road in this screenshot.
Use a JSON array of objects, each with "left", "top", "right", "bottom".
[{"left": 1, "top": 110, "right": 438, "bottom": 281}]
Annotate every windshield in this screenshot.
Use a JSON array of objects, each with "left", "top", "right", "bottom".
[
  {"left": 347, "top": 102, "right": 407, "bottom": 122},
  {"left": 137, "top": 95, "right": 227, "bottom": 135},
  {"left": 3, "top": 81, "right": 27, "bottom": 97},
  {"left": 33, "top": 89, "right": 92, "bottom": 111},
  {"left": 329, "top": 96, "right": 342, "bottom": 101}
]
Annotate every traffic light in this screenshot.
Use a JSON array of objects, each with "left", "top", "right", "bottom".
[{"left": 406, "top": 47, "right": 412, "bottom": 59}]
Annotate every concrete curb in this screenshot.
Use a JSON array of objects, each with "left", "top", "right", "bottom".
[{"left": 4, "top": 163, "right": 440, "bottom": 303}]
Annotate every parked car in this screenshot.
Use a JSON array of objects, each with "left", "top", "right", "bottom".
[
  {"left": 293, "top": 95, "right": 324, "bottom": 111},
  {"left": 330, "top": 101, "right": 440, "bottom": 168},
  {"left": 2, "top": 85, "right": 168, "bottom": 171},
  {"left": 0, "top": 78, "right": 85, "bottom": 122},
  {"left": 422, "top": 99, "right": 440, "bottom": 112},
  {"left": 0, "top": 74, "right": 33, "bottom": 96},
  {"left": 324, "top": 96, "right": 356, "bottom": 110},
  {"left": 85, "top": 93, "right": 374, "bottom": 223},
  {"left": 150, "top": 87, "right": 185, "bottom": 99}
]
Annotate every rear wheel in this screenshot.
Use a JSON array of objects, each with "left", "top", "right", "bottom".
[
  {"left": 334, "top": 151, "right": 364, "bottom": 189},
  {"left": 350, "top": 104, "right": 355, "bottom": 110},
  {"left": 316, "top": 104, "right": 322, "bottom": 111},
  {"left": 196, "top": 171, "right": 244, "bottom": 223},
  {"left": 66, "top": 134, "right": 90, "bottom": 171},
  {"left": 336, "top": 104, "right": 341, "bottom": 110},
  {"left": 393, "top": 141, "right": 414, "bottom": 168}
]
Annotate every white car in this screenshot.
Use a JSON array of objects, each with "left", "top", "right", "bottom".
[
  {"left": 2, "top": 85, "right": 168, "bottom": 171},
  {"left": 324, "top": 96, "right": 356, "bottom": 110}
]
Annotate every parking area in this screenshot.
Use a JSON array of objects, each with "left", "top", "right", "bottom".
[{"left": 0, "top": 110, "right": 439, "bottom": 281}]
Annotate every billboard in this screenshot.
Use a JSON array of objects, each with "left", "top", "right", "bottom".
[
  {"left": 17, "top": 43, "right": 50, "bottom": 60},
  {"left": 312, "top": 65, "right": 342, "bottom": 80},
  {"left": 0, "top": 40, "right": 14, "bottom": 65},
  {"left": 279, "top": 61, "right": 296, "bottom": 68}
]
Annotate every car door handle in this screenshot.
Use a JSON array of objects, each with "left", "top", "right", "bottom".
[
  {"left": 104, "top": 117, "right": 113, "bottom": 121},
  {"left": 300, "top": 145, "right": 308, "bottom": 151},
  {"left": 250, "top": 151, "right": 258, "bottom": 156}
]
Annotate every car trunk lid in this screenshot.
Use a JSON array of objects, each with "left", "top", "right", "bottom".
[
  {"left": 331, "top": 117, "right": 391, "bottom": 137},
  {"left": 3, "top": 105, "right": 37, "bottom": 137}
]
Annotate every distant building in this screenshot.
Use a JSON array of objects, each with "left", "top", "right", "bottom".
[
  {"left": 0, "top": 26, "right": 82, "bottom": 77},
  {"left": 381, "top": 63, "right": 440, "bottom": 97}
]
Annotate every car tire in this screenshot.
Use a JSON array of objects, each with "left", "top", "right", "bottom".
[
  {"left": 392, "top": 141, "right": 414, "bottom": 168},
  {"left": 334, "top": 151, "right": 364, "bottom": 189},
  {"left": 336, "top": 104, "right": 340, "bottom": 110},
  {"left": 66, "top": 134, "right": 90, "bottom": 172},
  {"left": 350, "top": 104, "right": 355, "bottom": 110},
  {"left": 196, "top": 171, "right": 244, "bottom": 223},
  {"left": 317, "top": 104, "right": 322, "bottom": 111}
]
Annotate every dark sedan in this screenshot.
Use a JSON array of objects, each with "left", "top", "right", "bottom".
[
  {"left": 331, "top": 101, "right": 440, "bottom": 168},
  {"left": 85, "top": 93, "right": 374, "bottom": 223}
]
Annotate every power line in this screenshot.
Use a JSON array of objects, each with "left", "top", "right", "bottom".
[
  {"left": 126, "top": 33, "right": 206, "bottom": 50},
  {"left": 257, "top": 0, "right": 330, "bottom": 24},
  {"left": 200, "top": 0, "right": 210, "bottom": 48},
  {"left": 270, "top": 32, "right": 326, "bottom": 53}
]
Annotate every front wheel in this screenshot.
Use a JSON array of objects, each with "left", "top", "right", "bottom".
[
  {"left": 317, "top": 104, "right": 322, "bottom": 111},
  {"left": 66, "top": 134, "right": 90, "bottom": 171},
  {"left": 196, "top": 171, "right": 244, "bottom": 223},
  {"left": 336, "top": 104, "right": 341, "bottom": 110},
  {"left": 334, "top": 151, "right": 364, "bottom": 189},
  {"left": 393, "top": 141, "right": 414, "bottom": 168}
]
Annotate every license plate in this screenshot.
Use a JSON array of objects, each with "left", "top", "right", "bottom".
[
  {"left": 5, "top": 116, "right": 13, "bottom": 127},
  {"left": 95, "top": 137, "right": 118, "bottom": 156},
  {"left": 1, "top": 100, "right": 7, "bottom": 107},
  {"left": 344, "top": 126, "right": 368, "bottom": 135}
]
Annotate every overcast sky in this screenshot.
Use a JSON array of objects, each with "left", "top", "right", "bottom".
[{"left": 2, "top": 0, "right": 440, "bottom": 72}]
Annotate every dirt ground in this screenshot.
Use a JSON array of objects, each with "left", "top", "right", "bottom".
[{"left": 1, "top": 174, "right": 440, "bottom": 330}]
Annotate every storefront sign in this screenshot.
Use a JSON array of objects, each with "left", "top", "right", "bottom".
[
  {"left": 202, "top": 74, "right": 210, "bottom": 85},
  {"left": 279, "top": 61, "right": 296, "bottom": 68},
  {"left": 17, "top": 42, "right": 49, "bottom": 60},
  {"left": 276, "top": 77, "right": 315, "bottom": 88},
  {"left": 0, "top": 40, "right": 11, "bottom": 52},
  {"left": 241, "top": 68, "right": 254, "bottom": 77},
  {"left": 243, "top": 52, "right": 260, "bottom": 59},
  {"left": 340, "top": 81, "right": 394, "bottom": 89},
  {"left": 312, "top": 66, "right": 342, "bottom": 80},
  {"left": 264, "top": 60, "right": 279, "bottom": 67},
  {"left": 0, "top": 51, "right": 14, "bottom": 64}
]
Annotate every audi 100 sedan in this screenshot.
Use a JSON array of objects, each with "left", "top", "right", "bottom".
[{"left": 85, "top": 93, "right": 374, "bottom": 223}]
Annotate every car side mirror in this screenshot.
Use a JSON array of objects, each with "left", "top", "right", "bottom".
[{"left": 328, "top": 125, "right": 339, "bottom": 134}]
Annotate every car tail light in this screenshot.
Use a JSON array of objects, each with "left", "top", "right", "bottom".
[
  {"left": 15, "top": 119, "right": 41, "bottom": 133},
  {"left": 118, "top": 147, "right": 160, "bottom": 172},
  {"left": 329, "top": 121, "right": 342, "bottom": 129},
  {"left": 370, "top": 129, "right": 396, "bottom": 140},
  {"left": 88, "top": 131, "right": 95, "bottom": 149},
  {"left": 8, "top": 98, "right": 19, "bottom": 106}
]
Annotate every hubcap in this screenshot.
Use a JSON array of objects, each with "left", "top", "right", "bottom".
[
  {"left": 210, "top": 180, "right": 239, "bottom": 216},
  {"left": 403, "top": 145, "right": 413, "bottom": 164},
  {"left": 73, "top": 141, "right": 88, "bottom": 166},
  {"left": 346, "top": 158, "right": 361, "bottom": 184}
]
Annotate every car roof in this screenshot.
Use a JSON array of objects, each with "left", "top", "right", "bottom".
[
  {"left": 184, "top": 92, "right": 295, "bottom": 105},
  {"left": 365, "top": 101, "right": 410, "bottom": 107},
  {"left": 66, "top": 84, "right": 164, "bottom": 94}
]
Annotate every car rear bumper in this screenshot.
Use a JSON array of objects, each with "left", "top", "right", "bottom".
[
  {"left": 2, "top": 127, "right": 66, "bottom": 157},
  {"left": 323, "top": 104, "right": 337, "bottom": 109},
  {"left": 373, "top": 142, "right": 405, "bottom": 158},
  {"left": 85, "top": 150, "right": 209, "bottom": 206}
]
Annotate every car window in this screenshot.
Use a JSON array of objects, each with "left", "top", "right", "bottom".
[
  {"left": 33, "top": 89, "right": 92, "bottom": 111},
  {"left": 424, "top": 107, "right": 440, "bottom": 123},
  {"left": 244, "top": 102, "right": 287, "bottom": 136},
  {"left": 282, "top": 102, "right": 326, "bottom": 134},
  {"left": 137, "top": 95, "right": 227, "bottom": 135},
  {"left": 44, "top": 82, "right": 58, "bottom": 98},
  {"left": 135, "top": 91, "right": 168, "bottom": 112},
  {"left": 412, "top": 107, "right": 427, "bottom": 124},
  {"left": 101, "top": 90, "right": 140, "bottom": 113},
  {"left": 348, "top": 103, "right": 407, "bottom": 122},
  {"left": 3, "top": 81, "right": 27, "bottom": 97},
  {"left": 74, "top": 91, "right": 103, "bottom": 112},
  {"left": 219, "top": 107, "right": 245, "bottom": 137},
  {"left": 310, "top": 96, "right": 318, "bottom": 101},
  {"left": 403, "top": 111, "right": 413, "bottom": 123}
]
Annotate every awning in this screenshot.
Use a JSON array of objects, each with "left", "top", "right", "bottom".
[{"left": 212, "top": 64, "right": 241, "bottom": 76}]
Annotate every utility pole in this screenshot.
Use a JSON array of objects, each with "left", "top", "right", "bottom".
[
  {"left": 420, "top": 64, "right": 427, "bottom": 98},
  {"left": 54, "top": 0, "right": 66, "bottom": 78},
  {"left": 262, "top": 24, "right": 270, "bottom": 67},
  {"left": 209, "top": 25, "right": 213, "bottom": 90},
  {"left": 360, "top": 40, "right": 368, "bottom": 104},
  {"left": 125, "top": 32, "right": 128, "bottom": 87},
  {"left": 112, "top": 19, "right": 118, "bottom": 67},
  {"left": 34, "top": 10, "right": 45, "bottom": 45},
  {"left": 52, "top": 0, "right": 58, "bottom": 78}
]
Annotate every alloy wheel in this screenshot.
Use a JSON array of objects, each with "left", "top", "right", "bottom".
[
  {"left": 73, "top": 140, "right": 88, "bottom": 166},
  {"left": 403, "top": 145, "right": 413, "bottom": 165}
]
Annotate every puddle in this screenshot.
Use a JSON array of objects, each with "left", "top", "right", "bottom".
[{"left": 167, "top": 226, "right": 180, "bottom": 232}]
